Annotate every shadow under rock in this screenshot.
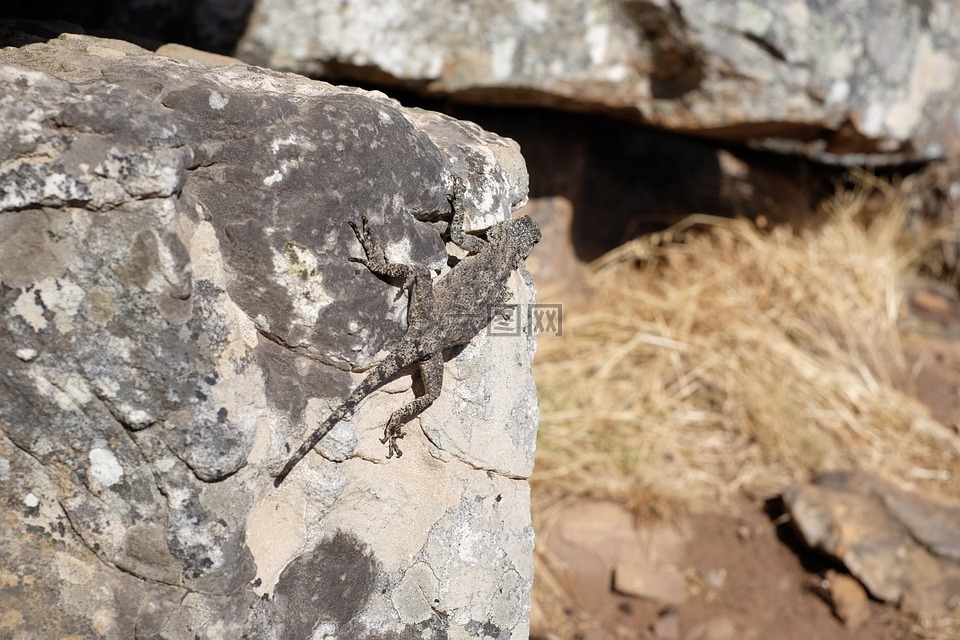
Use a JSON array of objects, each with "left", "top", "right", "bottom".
[
  {"left": 0, "top": 0, "right": 254, "bottom": 54},
  {"left": 764, "top": 495, "right": 847, "bottom": 576}
]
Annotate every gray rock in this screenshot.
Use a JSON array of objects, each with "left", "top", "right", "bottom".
[
  {"left": 0, "top": 28, "right": 535, "bottom": 639},
  {"left": 783, "top": 471, "right": 960, "bottom": 618},
  {"left": 237, "top": 0, "right": 960, "bottom": 164}
]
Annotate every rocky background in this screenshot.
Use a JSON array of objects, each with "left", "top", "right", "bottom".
[{"left": 4, "top": 1, "right": 960, "bottom": 639}]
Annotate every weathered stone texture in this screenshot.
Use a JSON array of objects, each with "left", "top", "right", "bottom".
[
  {"left": 0, "top": 27, "right": 535, "bottom": 639},
  {"left": 238, "top": 0, "right": 960, "bottom": 163},
  {"left": 783, "top": 471, "right": 960, "bottom": 618}
]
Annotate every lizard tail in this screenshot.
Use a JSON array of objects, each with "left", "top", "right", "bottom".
[
  {"left": 273, "top": 353, "right": 406, "bottom": 486},
  {"left": 273, "top": 417, "right": 339, "bottom": 486}
]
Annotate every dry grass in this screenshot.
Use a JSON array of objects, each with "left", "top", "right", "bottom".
[{"left": 532, "top": 177, "right": 960, "bottom": 517}]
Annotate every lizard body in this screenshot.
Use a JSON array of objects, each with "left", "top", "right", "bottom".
[{"left": 274, "top": 187, "right": 540, "bottom": 486}]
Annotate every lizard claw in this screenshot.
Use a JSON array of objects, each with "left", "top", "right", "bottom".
[
  {"left": 348, "top": 216, "right": 375, "bottom": 245},
  {"left": 385, "top": 436, "right": 404, "bottom": 459},
  {"left": 348, "top": 255, "right": 370, "bottom": 268},
  {"left": 381, "top": 425, "right": 405, "bottom": 459}
]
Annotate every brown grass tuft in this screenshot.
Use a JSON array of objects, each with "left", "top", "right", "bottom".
[{"left": 532, "top": 176, "right": 960, "bottom": 516}]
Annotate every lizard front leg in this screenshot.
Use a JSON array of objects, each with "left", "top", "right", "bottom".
[
  {"left": 381, "top": 352, "right": 444, "bottom": 458},
  {"left": 349, "top": 217, "right": 435, "bottom": 324},
  {"left": 446, "top": 177, "right": 489, "bottom": 254}
]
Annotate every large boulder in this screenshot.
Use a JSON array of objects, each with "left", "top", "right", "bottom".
[
  {"left": 0, "top": 27, "right": 536, "bottom": 639},
  {"left": 238, "top": 0, "right": 960, "bottom": 164}
]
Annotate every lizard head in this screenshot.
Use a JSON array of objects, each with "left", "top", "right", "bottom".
[{"left": 488, "top": 215, "right": 542, "bottom": 263}]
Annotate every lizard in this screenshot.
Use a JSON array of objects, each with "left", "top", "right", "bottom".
[{"left": 274, "top": 181, "right": 541, "bottom": 486}]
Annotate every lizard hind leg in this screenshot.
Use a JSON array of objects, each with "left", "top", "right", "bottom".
[{"left": 381, "top": 353, "right": 444, "bottom": 458}]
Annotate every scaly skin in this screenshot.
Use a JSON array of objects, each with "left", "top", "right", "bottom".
[{"left": 274, "top": 186, "right": 540, "bottom": 486}]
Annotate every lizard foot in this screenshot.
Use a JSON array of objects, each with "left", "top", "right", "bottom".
[
  {"left": 380, "top": 417, "right": 406, "bottom": 459},
  {"left": 347, "top": 217, "right": 373, "bottom": 268}
]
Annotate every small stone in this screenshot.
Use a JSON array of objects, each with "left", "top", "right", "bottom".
[
  {"left": 15, "top": 348, "right": 38, "bottom": 362},
  {"left": 704, "top": 568, "right": 727, "bottom": 590},
  {"left": 686, "top": 616, "right": 737, "bottom": 640},
  {"left": 653, "top": 610, "right": 681, "bottom": 639},
  {"left": 613, "top": 562, "right": 687, "bottom": 606},
  {"left": 912, "top": 289, "right": 952, "bottom": 313},
  {"left": 23, "top": 493, "right": 39, "bottom": 508},
  {"left": 823, "top": 570, "right": 870, "bottom": 629}
]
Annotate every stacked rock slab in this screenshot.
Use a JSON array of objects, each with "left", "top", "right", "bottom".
[{"left": 238, "top": 0, "right": 960, "bottom": 164}]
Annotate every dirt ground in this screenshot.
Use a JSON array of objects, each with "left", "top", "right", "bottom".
[
  {"left": 532, "top": 280, "right": 960, "bottom": 640},
  {"left": 533, "top": 498, "right": 931, "bottom": 640},
  {"left": 543, "top": 503, "right": 919, "bottom": 640}
]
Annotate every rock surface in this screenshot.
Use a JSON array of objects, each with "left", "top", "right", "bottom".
[
  {"left": 783, "top": 471, "right": 960, "bottom": 618},
  {"left": 0, "top": 26, "right": 536, "bottom": 639},
  {"left": 237, "top": 0, "right": 960, "bottom": 163},
  {"left": 538, "top": 500, "right": 690, "bottom": 616}
]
